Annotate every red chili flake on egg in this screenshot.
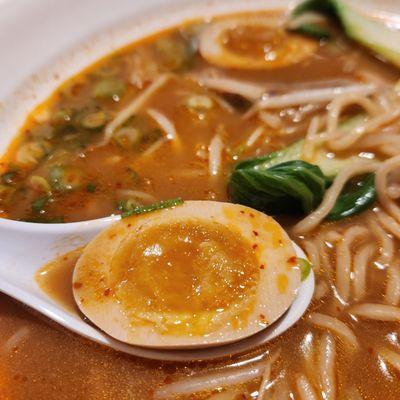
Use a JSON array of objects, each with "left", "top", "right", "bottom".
[
  {"left": 240, "top": 210, "right": 245, "bottom": 214},
  {"left": 103, "top": 288, "right": 112, "bottom": 297},
  {"left": 73, "top": 282, "right": 83, "bottom": 289},
  {"left": 287, "top": 256, "right": 297, "bottom": 264},
  {"left": 252, "top": 244, "right": 258, "bottom": 250},
  {"left": 260, "top": 264, "right": 265, "bottom": 269},
  {"left": 252, "top": 230, "right": 259, "bottom": 236},
  {"left": 259, "top": 314, "right": 266, "bottom": 320},
  {"left": 63, "top": 256, "right": 69, "bottom": 261},
  {"left": 249, "top": 213, "right": 255, "bottom": 218},
  {"left": 127, "top": 223, "right": 132, "bottom": 228}
]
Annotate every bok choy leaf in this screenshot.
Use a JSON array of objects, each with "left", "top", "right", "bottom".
[
  {"left": 326, "top": 173, "right": 376, "bottom": 221},
  {"left": 229, "top": 143, "right": 376, "bottom": 220},
  {"left": 230, "top": 160, "right": 326, "bottom": 215},
  {"left": 290, "top": 0, "right": 400, "bottom": 68}
]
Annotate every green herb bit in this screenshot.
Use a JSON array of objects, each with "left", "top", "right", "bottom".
[
  {"left": 29, "top": 176, "right": 52, "bottom": 193},
  {"left": 52, "top": 109, "right": 73, "bottom": 126},
  {"left": 32, "top": 196, "right": 51, "bottom": 213},
  {"left": 186, "top": 95, "right": 214, "bottom": 112},
  {"left": 49, "top": 165, "right": 83, "bottom": 192},
  {"left": 154, "top": 34, "right": 196, "bottom": 72},
  {"left": 118, "top": 198, "right": 141, "bottom": 213},
  {"left": 114, "top": 127, "right": 142, "bottom": 149},
  {"left": 0, "top": 184, "right": 14, "bottom": 199},
  {"left": 127, "top": 168, "right": 140, "bottom": 184},
  {"left": 121, "top": 198, "right": 184, "bottom": 218},
  {"left": 298, "top": 258, "right": 312, "bottom": 281},
  {"left": 94, "top": 78, "right": 126, "bottom": 100},
  {"left": 1, "top": 170, "right": 17, "bottom": 185},
  {"left": 86, "top": 183, "right": 97, "bottom": 193},
  {"left": 79, "top": 109, "right": 108, "bottom": 130}
]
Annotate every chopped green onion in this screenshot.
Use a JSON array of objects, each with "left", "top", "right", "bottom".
[
  {"left": 49, "top": 165, "right": 83, "bottom": 192},
  {"left": 127, "top": 168, "right": 140, "bottom": 183},
  {"left": 186, "top": 95, "right": 214, "bottom": 111},
  {"left": 153, "top": 34, "right": 195, "bottom": 72},
  {"left": 114, "top": 127, "right": 142, "bottom": 148},
  {"left": 298, "top": 258, "right": 312, "bottom": 281},
  {"left": 52, "top": 109, "right": 73, "bottom": 125},
  {"left": 32, "top": 196, "right": 51, "bottom": 213},
  {"left": 16, "top": 142, "right": 50, "bottom": 167},
  {"left": 121, "top": 198, "right": 184, "bottom": 218},
  {"left": 1, "top": 170, "right": 17, "bottom": 185},
  {"left": 86, "top": 183, "right": 97, "bottom": 193},
  {"left": 118, "top": 198, "right": 141, "bottom": 213},
  {"left": 94, "top": 78, "right": 126, "bottom": 99},
  {"left": 79, "top": 109, "right": 108, "bottom": 130},
  {"left": 0, "top": 184, "right": 14, "bottom": 199},
  {"left": 29, "top": 176, "right": 52, "bottom": 193}
]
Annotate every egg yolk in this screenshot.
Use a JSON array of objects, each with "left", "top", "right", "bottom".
[
  {"left": 109, "top": 221, "right": 260, "bottom": 335},
  {"left": 221, "top": 24, "right": 316, "bottom": 67}
]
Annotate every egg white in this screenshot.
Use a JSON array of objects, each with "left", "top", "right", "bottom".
[{"left": 72, "top": 201, "right": 301, "bottom": 349}]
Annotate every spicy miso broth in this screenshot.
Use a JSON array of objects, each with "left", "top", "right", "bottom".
[{"left": 1, "top": 7, "right": 400, "bottom": 400}]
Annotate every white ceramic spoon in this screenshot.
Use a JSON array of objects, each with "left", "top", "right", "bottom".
[{"left": 0, "top": 216, "right": 314, "bottom": 361}]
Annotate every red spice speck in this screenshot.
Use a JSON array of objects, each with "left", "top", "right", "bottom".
[
  {"left": 260, "top": 264, "right": 265, "bottom": 269},
  {"left": 63, "top": 256, "right": 69, "bottom": 261},
  {"left": 109, "top": 233, "right": 117, "bottom": 239},
  {"left": 287, "top": 256, "right": 297, "bottom": 264},
  {"left": 127, "top": 223, "right": 132, "bottom": 228},
  {"left": 103, "top": 288, "right": 112, "bottom": 297},
  {"left": 259, "top": 314, "right": 266, "bottom": 320},
  {"left": 252, "top": 244, "right": 258, "bottom": 250},
  {"left": 163, "top": 376, "right": 173, "bottom": 384},
  {"left": 252, "top": 230, "right": 259, "bottom": 236},
  {"left": 240, "top": 210, "right": 245, "bottom": 214},
  {"left": 249, "top": 213, "right": 255, "bottom": 218},
  {"left": 73, "top": 282, "right": 83, "bottom": 289}
]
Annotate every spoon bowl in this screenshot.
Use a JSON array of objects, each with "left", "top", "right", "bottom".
[{"left": 0, "top": 216, "right": 314, "bottom": 361}]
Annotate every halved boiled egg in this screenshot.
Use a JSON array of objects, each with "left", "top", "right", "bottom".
[
  {"left": 73, "top": 201, "right": 301, "bottom": 348},
  {"left": 199, "top": 16, "right": 318, "bottom": 70}
]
